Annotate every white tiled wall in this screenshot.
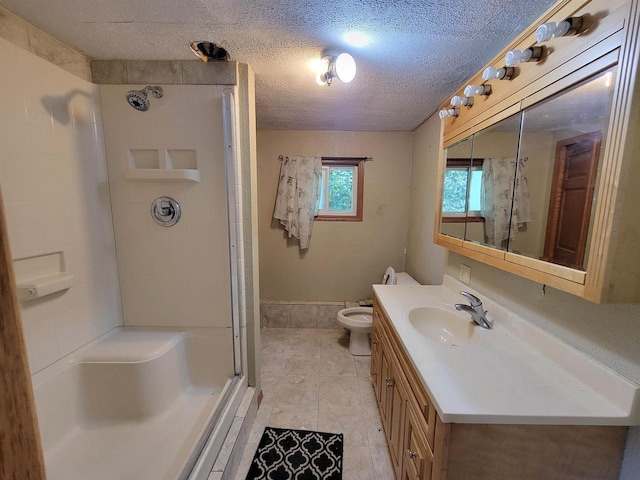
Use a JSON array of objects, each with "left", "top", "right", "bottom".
[
  {"left": 0, "top": 37, "right": 122, "bottom": 373},
  {"left": 100, "top": 85, "right": 232, "bottom": 328}
]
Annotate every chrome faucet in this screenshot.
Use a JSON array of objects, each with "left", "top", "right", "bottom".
[{"left": 454, "top": 291, "right": 492, "bottom": 330}]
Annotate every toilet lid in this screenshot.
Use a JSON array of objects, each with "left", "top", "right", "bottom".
[{"left": 383, "top": 266, "right": 396, "bottom": 285}]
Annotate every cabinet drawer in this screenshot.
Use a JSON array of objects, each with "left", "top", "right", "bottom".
[
  {"left": 410, "top": 380, "right": 436, "bottom": 450},
  {"left": 403, "top": 404, "right": 434, "bottom": 480}
]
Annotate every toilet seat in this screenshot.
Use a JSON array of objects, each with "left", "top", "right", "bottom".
[{"left": 336, "top": 307, "right": 373, "bottom": 329}]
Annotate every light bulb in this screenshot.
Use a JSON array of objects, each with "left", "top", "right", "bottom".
[
  {"left": 335, "top": 53, "right": 356, "bottom": 83},
  {"left": 536, "top": 17, "right": 582, "bottom": 43},
  {"left": 482, "top": 66, "right": 514, "bottom": 81},
  {"left": 439, "top": 108, "right": 459, "bottom": 119},
  {"left": 464, "top": 84, "right": 491, "bottom": 97},
  {"left": 536, "top": 22, "right": 568, "bottom": 42},
  {"left": 451, "top": 95, "right": 473, "bottom": 107},
  {"left": 505, "top": 47, "right": 543, "bottom": 67},
  {"left": 505, "top": 49, "right": 531, "bottom": 67}
]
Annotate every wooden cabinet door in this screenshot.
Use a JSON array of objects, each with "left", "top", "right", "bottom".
[
  {"left": 378, "top": 344, "right": 392, "bottom": 427},
  {"left": 402, "top": 405, "right": 434, "bottom": 480},
  {"left": 387, "top": 357, "right": 408, "bottom": 479}
]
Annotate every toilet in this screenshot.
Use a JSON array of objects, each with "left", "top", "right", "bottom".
[
  {"left": 336, "top": 307, "right": 374, "bottom": 356},
  {"left": 336, "top": 267, "right": 419, "bottom": 355}
]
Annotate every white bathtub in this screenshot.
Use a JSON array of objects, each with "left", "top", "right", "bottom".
[{"left": 32, "top": 327, "right": 235, "bottom": 480}]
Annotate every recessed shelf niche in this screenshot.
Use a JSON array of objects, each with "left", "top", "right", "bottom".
[
  {"left": 14, "top": 250, "right": 74, "bottom": 301},
  {"left": 126, "top": 148, "right": 200, "bottom": 182}
]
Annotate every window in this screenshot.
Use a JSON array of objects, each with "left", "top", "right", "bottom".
[
  {"left": 442, "top": 159, "right": 484, "bottom": 222},
  {"left": 316, "top": 158, "right": 364, "bottom": 221}
]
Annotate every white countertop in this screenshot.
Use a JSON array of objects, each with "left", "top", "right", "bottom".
[{"left": 373, "top": 276, "right": 640, "bottom": 425}]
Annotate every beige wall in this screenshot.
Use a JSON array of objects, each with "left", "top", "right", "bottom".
[
  {"left": 405, "top": 115, "right": 446, "bottom": 285},
  {"left": 407, "top": 111, "right": 640, "bottom": 480},
  {"left": 0, "top": 37, "right": 122, "bottom": 373},
  {"left": 257, "top": 130, "right": 413, "bottom": 301}
]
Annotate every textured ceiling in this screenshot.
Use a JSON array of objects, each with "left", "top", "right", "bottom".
[{"left": 2, "top": 0, "right": 557, "bottom": 131}]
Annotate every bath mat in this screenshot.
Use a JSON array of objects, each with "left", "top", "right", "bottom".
[{"left": 246, "top": 427, "right": 343, "bottom": 479}]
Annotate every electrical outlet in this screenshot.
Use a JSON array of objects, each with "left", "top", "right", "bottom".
[{"left": 459, "top": 264, "right": 471, "bottom": 285}]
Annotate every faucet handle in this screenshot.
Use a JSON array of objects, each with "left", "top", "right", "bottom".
[{"left": 460, "top": 291, "right": 482, "bottom": 306}]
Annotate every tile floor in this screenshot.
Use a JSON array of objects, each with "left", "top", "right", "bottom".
[{"left": 233, "top": 328, "right": 394, "bottom": 480}]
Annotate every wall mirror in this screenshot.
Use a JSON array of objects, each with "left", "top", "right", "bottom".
[
  {"left": 508, "top": 67, "right": 617, "bottom": 271},
  {"left": 437, "top": 66, "right": 618, "bottom": 279},
  {"left": 465, "top": 113, "right": 521, "bottom": 250},
  {"left": 439, "top": 114, "right": 522, "bottom": 249}
]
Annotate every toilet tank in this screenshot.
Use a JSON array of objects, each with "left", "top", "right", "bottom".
[{"left": 395, "top": 272, "right": 419, "bottom": 285}]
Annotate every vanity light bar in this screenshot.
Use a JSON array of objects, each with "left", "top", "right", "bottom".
[{"left": 440, "top": 16, "right": 583, "bottom": 124}]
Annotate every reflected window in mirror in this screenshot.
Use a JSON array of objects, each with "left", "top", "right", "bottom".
[
  {"left": 442, "top": 159, "right": 484, "bottom": 220},
  {"left": 509, "top": 67, "right": 617, "bottom": 270},
  {"left": 440, "top": 137, "right": 474, "bottom": 240}
]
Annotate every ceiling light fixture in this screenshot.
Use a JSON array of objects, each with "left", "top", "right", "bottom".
[{"left": 316, "top": 53, "right": 357, "bottom": 86}]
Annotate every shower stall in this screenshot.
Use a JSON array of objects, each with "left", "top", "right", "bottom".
[
  {"left": 1, "top": 33, "right": 257, "bottom": 480},
  {"left": 31, "top": 84, "right": 251, "bottom": 479}
]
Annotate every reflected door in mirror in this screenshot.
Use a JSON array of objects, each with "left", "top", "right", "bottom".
[{"left": 542, "top": 132, "right": 601, "bottom": 269}]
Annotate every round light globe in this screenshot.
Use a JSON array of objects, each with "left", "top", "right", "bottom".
[{"left": 335, "top": 53, "right": 356, "bottom": 83}]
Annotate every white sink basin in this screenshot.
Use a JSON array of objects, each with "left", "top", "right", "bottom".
[{"left": 407, "top": 306, "right": 480, "bottom": 346}]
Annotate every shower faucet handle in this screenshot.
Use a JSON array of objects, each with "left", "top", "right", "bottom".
[{"left": 151, "top": 197, "right": 181, "bottom": 227}]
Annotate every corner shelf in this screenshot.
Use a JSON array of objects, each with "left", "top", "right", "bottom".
[
  {"left": 126, "top": 149, "right": 200, "bottom": 183},
  {"left": 125, "top": 169, "right": 200, "bottom": 182}
]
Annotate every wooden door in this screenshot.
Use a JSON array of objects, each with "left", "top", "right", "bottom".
[
  {"left": 0, "top": 189, "right": 47, "bottom": 479},
  {"left": 542, "top": 132, "right": 601, "bottom": 269}
]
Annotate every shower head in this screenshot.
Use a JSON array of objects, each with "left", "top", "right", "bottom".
[{"left": 126, "top": 86, "right": 164, "bottom": 111}]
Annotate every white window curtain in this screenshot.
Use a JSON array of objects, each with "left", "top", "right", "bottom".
[
  {"left": 481, "top": 158, "right": 532, "bottom": 247},
  {"left": 273, "top": 155, "right": 323, "bottom": 249}
]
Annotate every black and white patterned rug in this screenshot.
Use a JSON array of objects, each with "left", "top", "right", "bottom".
[{"left": 245, "top": 427, "right": 343, "bottom": 479}]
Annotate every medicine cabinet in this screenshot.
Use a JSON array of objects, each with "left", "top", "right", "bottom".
[{"left": 434, "top": 0, "right": 640, "bottom": 303}]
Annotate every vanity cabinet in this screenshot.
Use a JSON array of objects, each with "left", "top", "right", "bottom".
[
  {"left": 434, "top": 0, "right": 640, "bottom": 303},
  {"left": 372, "top": 296, "right": 628, "bottom": 480},
  {"left": 372, "top": 302, "right": 446, "bottom": 480},
  {"left": 372, "top": 309, "right": 408, "bottom": 478}
]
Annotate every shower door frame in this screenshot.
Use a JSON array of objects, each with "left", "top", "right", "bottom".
[{"left": 0, "top": 188, "right": 47, "bottom": 480}]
